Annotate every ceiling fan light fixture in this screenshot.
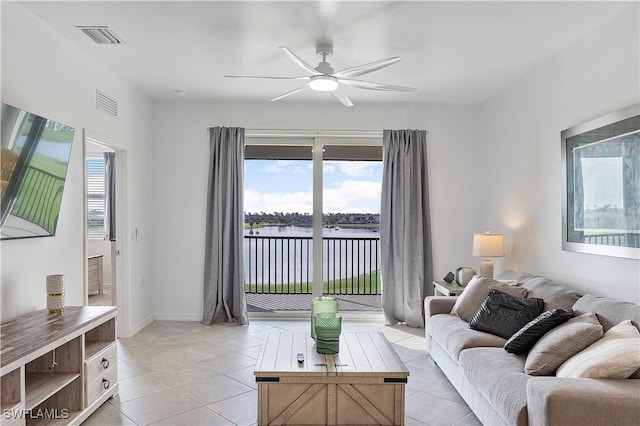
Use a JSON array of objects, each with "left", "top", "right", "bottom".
[{"left": 309, "top": 75, "right": 338, "bottom": 92}]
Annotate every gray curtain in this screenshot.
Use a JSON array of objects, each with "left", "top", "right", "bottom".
[
  {"left": 103, "top": 152, "right": 116, "bottom": 241},
  {"left": 380, "top": 129, "right": 432, "bottom": 327},
  {"left": 202, "top": 127, "right": 249, "bottom": 325}
]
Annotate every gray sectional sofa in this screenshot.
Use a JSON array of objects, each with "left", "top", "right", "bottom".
[{"left": 424, "top": 270, "right": 640, "bottom": 426}]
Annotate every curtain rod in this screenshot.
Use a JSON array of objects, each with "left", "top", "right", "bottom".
[
  {"left": 206, "top": 128, "right": 429, "bottom": 137},
  {"left": 205, "top": 128, "right": 383, "bottom": 138}
]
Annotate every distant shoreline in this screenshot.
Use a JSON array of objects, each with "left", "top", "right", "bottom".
[{"left": 244, "top": 222, "right": 379, "bottom": 230}]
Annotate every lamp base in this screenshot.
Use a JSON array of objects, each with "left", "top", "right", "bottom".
[{"left": 480, "top": 259, "right": 494, "bottom": 278}]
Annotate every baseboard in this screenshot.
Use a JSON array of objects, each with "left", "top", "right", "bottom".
[
  {"left": 153, "top": 313, "right": 203, "bottom": 321},
  {"left": 131, "top": 314, "right": 155, "bottom": 334}
]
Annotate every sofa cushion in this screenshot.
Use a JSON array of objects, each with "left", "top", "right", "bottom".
[
  {"left": 572, "top": 294, "right": 640, "bottom": 332},
  {"left": 525, "top": 313, "right": 603, "bottom": 376},
  {"left": 459, "top": 347, "right": 529, "bottom": 425},
  {"left": 504, "top": 308, "right": 574, "bottom": 354},
  {"left": 574, "top": 294, "right": 640, "bottom": 378},
  {"left": 496, "top": 270, "right": 582, "bottom": 310},
  {"left": 470, "top": 290, "right": 545, "bottom": 339},
  {"left": 556, "top": 320, "right": 640, "bottom": 379},
  {"left": 428, "top": 314, "right": 506, "bottom": 362},
  {"left": 451, "top": 276, "right": 528, "bottom": 322}
]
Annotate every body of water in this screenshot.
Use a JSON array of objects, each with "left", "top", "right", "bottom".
[{"left": 243, "top": 225, "right": 380, "bottom": 288}]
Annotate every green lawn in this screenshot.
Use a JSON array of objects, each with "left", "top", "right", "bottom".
[{"left": 244, "top": 271, "right": 381, "bottom": 294}]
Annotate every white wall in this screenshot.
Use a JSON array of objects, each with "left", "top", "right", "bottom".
[
  {"left": 479, "top": 6, "right": 640, "bottom": 302},
  {"left": 0, "top": 3, "right": 155, "bottom": 333},
  {"left": 151, "top": 101, "right": 483, "bottom": 319}
]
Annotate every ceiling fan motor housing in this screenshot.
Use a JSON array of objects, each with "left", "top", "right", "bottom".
[
  {"left": 316, "top": 43, "right": 333, "bottom": 56},
  {"left": 315, "top": 43, "right": 335, "bottom": 74}
]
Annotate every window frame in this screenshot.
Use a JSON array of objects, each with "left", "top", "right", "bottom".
[{"left": 244, "top": 129, "right": 383, "bottom": 297}]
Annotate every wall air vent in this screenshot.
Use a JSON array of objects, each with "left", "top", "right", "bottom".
[
  {"left": 77, "top": 26, "right": 125, "bottom": 45},
  {"left": 96, "top": 90, "right": 118, "bottom": 117}
]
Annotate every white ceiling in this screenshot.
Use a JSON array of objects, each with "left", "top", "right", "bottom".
[{"left": 19, "top": 1, "right": 634, "bottom": 105}]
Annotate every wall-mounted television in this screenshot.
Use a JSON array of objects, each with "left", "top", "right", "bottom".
[{"left": 1, "top": 102, "right": 75, "bottom": 240}]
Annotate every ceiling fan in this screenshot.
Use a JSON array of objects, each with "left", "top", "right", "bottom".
[{"left": 224, "top": 43, "right": 416, "bottom": 107}]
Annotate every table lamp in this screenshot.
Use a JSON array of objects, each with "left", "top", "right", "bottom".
[{"left": 472, "top": 232, "right": 504, "bottom": 278}]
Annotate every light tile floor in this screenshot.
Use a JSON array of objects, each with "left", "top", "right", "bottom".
[
  {"left": 88, "top": 285, "right": 113, "bottom": 306},
  {"left": 84, "top": 320, "right": 482, "bottom": 426}
]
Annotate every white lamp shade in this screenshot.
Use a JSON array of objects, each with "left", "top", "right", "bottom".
[{"left": 472, "top": 233, "right": 505, "bottom": 257}]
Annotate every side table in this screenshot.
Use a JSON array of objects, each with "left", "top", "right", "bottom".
[{"left": 433, "top": 280, "right": 465, "bottom": 297}]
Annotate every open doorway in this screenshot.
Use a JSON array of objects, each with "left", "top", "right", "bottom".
[
  {"left": 83, "top": 129, "right": 130, "bottom": 337},
  {"left": 85, "top": 141, "right": 117, "bottom": 306}
]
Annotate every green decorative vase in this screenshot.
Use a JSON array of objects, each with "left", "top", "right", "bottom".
[
  {"left": 314, "top": 312, "right": 342, "bottom": 354},
  {"left": 311, "top": 296, "right": 339, "bottom": 341}
]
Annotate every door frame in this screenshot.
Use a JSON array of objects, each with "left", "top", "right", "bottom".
[
  {"left": 83, "top": 129, "right": 130, "bottom": 337},
  {"left": 245, "top": 129, "right": 383, "bottom": 298}
]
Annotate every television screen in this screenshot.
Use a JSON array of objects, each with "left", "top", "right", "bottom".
[{"left": 1, "top": 103, "right": 75, "bottom": 239}]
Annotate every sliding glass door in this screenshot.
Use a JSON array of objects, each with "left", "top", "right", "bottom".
[{"left": 244, "top": 134, "right": 382, "bottom": 311}]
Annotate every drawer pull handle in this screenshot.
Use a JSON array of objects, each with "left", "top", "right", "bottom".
[
  {"left": 102, "top": 378, "right": 110, "bottom": 389},
  {"left": 102, "top": 358, "right": 110, "bottom": 369}
]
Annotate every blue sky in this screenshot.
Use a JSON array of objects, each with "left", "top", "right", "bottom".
[{"left": 244, "top": 160, "right": 382, "bottom": 214}]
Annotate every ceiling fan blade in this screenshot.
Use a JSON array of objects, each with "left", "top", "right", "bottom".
[
  {"left": 224, "top": 75, "right": 310, "bottom": 80},
  {"left": 269, "top": 83, "right": 309, "bottom": 102},
  {"left": 331, "top": 88, "right": 354, "bottom": 107},
  {"left": 280, "top": 46, "right": 320, "bottom": 75},
  {"left": 334, "top": 56, "right": 402, "bottom": 78},
  {"left": 338, "top": 78, "right": 416, "bottom": 92}
]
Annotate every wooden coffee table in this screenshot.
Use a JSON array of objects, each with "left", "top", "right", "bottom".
[{"left": 254, "top": 331, "right": 409, "bottom": 425}]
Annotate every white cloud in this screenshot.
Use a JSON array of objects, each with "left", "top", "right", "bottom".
[
  {"left": 323, "top": 180, "right": 381, "bottom": 213},
  {"left": 260, "top": 160, "right": 307, "bottom": 175},
  {"left": 339, "top": 162, "right": 374, "bottom": 178},
  {"left": 244, "top": 189, "right": 312, "bottom": 214},
  {"left": 323, "top": 163, "right": 337, "bottom": 174},
  {"left": 245, "top": 179, "right": 381, "bottom": 214}
]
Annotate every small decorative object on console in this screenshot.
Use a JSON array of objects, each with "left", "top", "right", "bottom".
[
  {"left": 443, "top": 271, "right": 455, "bottom": 283},
  {"left": 46, "top": 274, "right": 65, "bottom": 314}
]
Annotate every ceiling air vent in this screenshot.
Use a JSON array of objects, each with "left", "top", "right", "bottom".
[
  {"left": 77, "top": 26, "right": 125, "bottom": 45},
  {"left": 96, "top": 90, "right": 118, "bottom": 117}
]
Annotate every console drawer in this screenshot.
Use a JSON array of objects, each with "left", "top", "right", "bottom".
[
  {"left": 85, "top": 342, "right": 117, "bottom": 384},
  {"left": 86, "top": 367, "right": 117, "bottom": 407}
]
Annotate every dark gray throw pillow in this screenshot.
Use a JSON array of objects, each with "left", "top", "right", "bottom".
[
  {"left": 470, "top": 290, "right": 545, "bottom": 339},
  {"left": 504, "top": 308, "right": 574, "bottom": 354}
]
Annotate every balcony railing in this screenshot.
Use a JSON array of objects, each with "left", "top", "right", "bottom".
[
  {"left": 12, "top": 165, "right": 65, "bottom": 233},
  {"left": 583, "top": 233, "right": 640, "bottom": 247},
  {"left": 244, "top": 235, "right": 381, "bottom": 295}
]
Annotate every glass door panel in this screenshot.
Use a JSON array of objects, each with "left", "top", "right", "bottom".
[
  {"left": 244, "top": 146, "right": 313, "bottom": 299},
  {"left": 322, "top": 145, "right": 382, "bottom": 309}
]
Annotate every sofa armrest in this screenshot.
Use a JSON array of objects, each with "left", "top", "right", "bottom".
[
  {"left": 527, "top": 377, "right": 640, "bottom": 426},
  {"left": 424, "top": 296, "right": 457, "bottom": 317},
  {"left": 424, "top": 296, "right": 458, "bottom": 343}
]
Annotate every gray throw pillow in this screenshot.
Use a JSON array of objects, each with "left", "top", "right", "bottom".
[
  {"left": 524, "top": 312, "right": 603, "bottom": 376},
  {"left": 504, "top": 307, "right": 574, "bottom": 354},
  {"left": 451, "top": 276, "right": 528, "bottom": 322}
]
